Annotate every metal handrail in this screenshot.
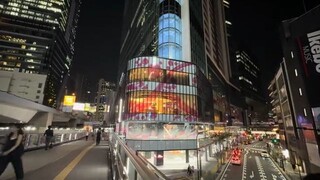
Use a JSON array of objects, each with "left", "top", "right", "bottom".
[
  {"left": 114, "top": 135, "right": 167, "bottom": 180},
  {"left": 136, "top": 152, "right": 170, "bottom": 180}
]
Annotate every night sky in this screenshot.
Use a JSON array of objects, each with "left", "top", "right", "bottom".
[
  {"left": 72, "top": 0, "right": 125, "bottom": 84},
  {"left": 71, "top": 0, "right": 319, "bottom": 97}
]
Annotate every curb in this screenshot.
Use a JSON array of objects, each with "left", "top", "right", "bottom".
[{"left": 215, "top": 155, "right": 232, "bottom": 180}]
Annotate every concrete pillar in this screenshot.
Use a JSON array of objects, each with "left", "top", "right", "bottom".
[
  {"left": 186, "top": 150, "right": 189, "bottom": 163},
  {"left": 205, "top": 147, "right": 208, "bottom": 161},
  {"left": 154, "top": 151, "right": 164, "bottom": 166},
  {"left": 28, "top": 112, "right": 53, "bottom": 133}
]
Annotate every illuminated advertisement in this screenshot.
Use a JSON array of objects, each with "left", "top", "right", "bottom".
[
  {"left": 296, "top": 29, "right": 320, "bottom": 107},
  {"left": 125, "top": 56, "right": 201, "bottom": 122},
  {"left": 127, "top": 57, "right": 196, "bottom": 74},
  {"left": 312, "top": 107, "right": 320, "bottom": 134},
  {"left": 73, "top": 103, "right": 85, "bottom": 111},
  {"left": 63, "top": 95, "right": 76, "bottom": 106},
  {"left": 126, "top": 81, "right": 197, "bottom": 94},
  {"left": 84, "top": 103, "right": 91, "bottom": 111},
  {"left": 123, "top": 56, "right": 213, "bottom": 125},
  {"left": 297, "top": 114, "right": 318, "bottom": 150}
]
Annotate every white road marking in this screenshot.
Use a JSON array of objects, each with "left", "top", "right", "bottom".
[
  {"left": 250, "top": 171, "right": 254, "bottom": 179},
  {"left": 242, "top": 151, "right": 248, "bottom": 180}
]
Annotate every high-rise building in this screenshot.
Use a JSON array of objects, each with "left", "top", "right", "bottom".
[
  {"left": 95, "top": 79, "right": 115, "bottom": 122},
  {"left": 72, "top": 73, "right": 93, "bottom": 103},
  {"left": 278, "top": 5, "right": 320, "bottom": 174},
  {"left": 114, "top": 0, "right": 233, "bottom": 171},
  {"left": 0, "top": 0, "right": 81, "bottom": 108},
  {"left": 233, "top": 50, "right": 261, "bottom": 94}
]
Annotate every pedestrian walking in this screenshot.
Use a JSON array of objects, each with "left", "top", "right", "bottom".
[
  {"left": 85, "top": 131, "right": 89, "bottom": 141},
  {"left": 96, "top": 128, "right": 102, "bottom": 145},
  {"left": 44, "top": 126, "right": 54, "bottom": 150},
  {"left": 0, "top": 124, "right": 25, "bottom": 180},
  {"left": 187, "top": 164, "right": 191, "bottom": 176}
]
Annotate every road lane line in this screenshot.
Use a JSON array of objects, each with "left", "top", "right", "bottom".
[
  {"left": 219, "top": 159, "right": 231, "bottom": 180},
  {"left": 242, "top": 150, "right": 248, "bottom": 180},
  {"left": 53, "top": 144, "right": 95, "bottom": 180}
]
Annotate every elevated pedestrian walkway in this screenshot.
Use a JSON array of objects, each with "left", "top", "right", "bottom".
[
  {"left": 1, "top": 139, "right": 112, "bottom": 180},
  {"left": 1, "top": 132, "right": 233, "bottom": 180}
]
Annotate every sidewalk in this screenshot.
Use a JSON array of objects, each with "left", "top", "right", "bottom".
[
  {"left": 153, "top": 150, "right": 231, "bottom": 180},
  {"left": 270, "top": 155, "right": 306, "bottom": 180},
  {"left": 282, "top": 160, "right": 305, "bottom": 180}
]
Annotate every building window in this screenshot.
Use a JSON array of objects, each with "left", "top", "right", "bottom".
[
  {"left": 38, "top": 83, "right": 43, "bottom": 88},
  {"left": 37, "top": 90, "right": 41, "bottom": 93},
  {"left": 36, "top": 96, "right": 39, "bottom": 99}
]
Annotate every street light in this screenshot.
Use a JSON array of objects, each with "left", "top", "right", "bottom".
[{"left": 196, "top": 129, "right": 201, "bottom": 180}]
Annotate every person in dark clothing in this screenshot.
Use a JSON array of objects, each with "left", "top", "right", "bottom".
[
  {"left": 187, "top": 164, "right": 191, "bottom": 175},
  {"left": 44, "top": 126, "right": 54, "bottom": 150},
  {"left": 85, "top": 131, "right": 89, "bottom": 141},
  {"left": 0, "top": 124, "right": 25, "bottom": 180},
  {"left": 96, "top": 128, "right": 102, "bottom": 145}
]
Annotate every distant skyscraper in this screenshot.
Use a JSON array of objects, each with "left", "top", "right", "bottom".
[
  {"left": 72, "top": 73, "right": 93, "bottom": 103},
  {"left": 234, "top": 50, "right": 261, "bottom": 94},
  {"left": 0, "top": 0, "right": 81, "bottom": 108},
  {"left": 95, "top": 79, "right": 115, "bottom": 122}
]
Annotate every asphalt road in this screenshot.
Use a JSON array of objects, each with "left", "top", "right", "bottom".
[{"left": 219, "top": 141, "right": 287, "bottom": 180}]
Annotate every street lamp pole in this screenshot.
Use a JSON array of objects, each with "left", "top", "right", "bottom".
[
  {"left": 196, "top": 130, "right": 199, "bottom": 180},
  {"left": 196, "top": 129, "right": 202, "bottom": 180}
]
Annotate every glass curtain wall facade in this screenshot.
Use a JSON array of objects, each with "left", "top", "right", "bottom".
[
  {"left": 158, "top": 0, "right": 182, "bottom": 60},
  {"left": 0, "top": 0, "right": 81, "bottom": 108}
]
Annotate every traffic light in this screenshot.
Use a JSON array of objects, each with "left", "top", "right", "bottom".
[{"left": 271, "top": 138, "right": 279, "bottom": 144}]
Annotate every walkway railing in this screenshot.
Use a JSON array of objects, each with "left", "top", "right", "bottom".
[
  {"left": 0, "top": 128, "right": 86, "bottom": 151},
  {"left": 109, "top": 134, "right": 169, "bottom": 180}
]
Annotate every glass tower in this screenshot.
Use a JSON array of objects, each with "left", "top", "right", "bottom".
[
  {"left": 0, "top": 0, "right": 81, "bottom": 108},
  {"left": 158, "top": 0, "right": 182, "bottom": 60}
]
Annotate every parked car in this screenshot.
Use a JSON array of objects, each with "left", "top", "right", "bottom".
[{"left": 260, "top": 151, "right": 269, "bottom": 158}]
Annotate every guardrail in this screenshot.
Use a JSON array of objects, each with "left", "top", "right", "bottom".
[
  {"left": 0, "top": 129, "right": 86, "bottom": 151},
  {"left": 109, "top": 134, "right": 169, "bottom": 180}
]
